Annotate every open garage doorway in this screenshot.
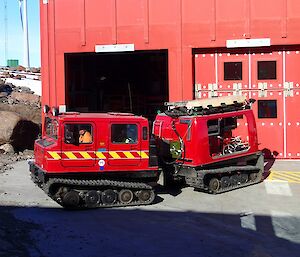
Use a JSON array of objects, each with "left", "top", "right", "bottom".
[{"left": 65, "top": 50, "right": 169, "bottom": 121}]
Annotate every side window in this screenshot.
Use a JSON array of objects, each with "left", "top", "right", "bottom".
[
  {"left": 142, "top": 127, "right": 148, "bottom": 140},
  {"left": 64, "top": 124, "right": 93, "bottom": 145},
  {"left": 45, "top": 117, "right": 58, "bottom": 139},
  {"left": 258, "top": 100, "right": 277, "bottom": 118},
  {"left": 207, "top": 119, "right": 221, "bottom": 136},
  {"left": 111, "top": 124, "right": 138, "bottom": 144}
]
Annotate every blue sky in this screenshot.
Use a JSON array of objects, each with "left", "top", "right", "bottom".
[{"left": 0, "top": 0, "right": 40, "bottom": 67}]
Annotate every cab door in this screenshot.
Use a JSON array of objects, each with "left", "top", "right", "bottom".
[
  {"left": 108, "top": 123, "right": 141, "bottom": 167},
  {"left": 61, "top": 122, "right": 96, "bottom": 167}
]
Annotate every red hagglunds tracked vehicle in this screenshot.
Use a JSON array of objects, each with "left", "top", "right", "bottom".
[
  {"left": 30, "top": 110, "right": 160, "bottom": 208},
  {"left": 30, "top": 96, "right": 264, "bottom": 209}
]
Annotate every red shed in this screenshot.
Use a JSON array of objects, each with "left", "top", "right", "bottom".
[{"left": 40, "top": 0, "right": 300, "bottom": 159}]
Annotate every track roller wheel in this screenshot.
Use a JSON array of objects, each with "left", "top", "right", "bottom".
[
  {"left": 118, "top": 189, "right": 134, "bottom": 204},
  {"left": 230, "top": 174, "right": 239, "bottom": 186},
  {"left": 236, "top": 174, "right": 243, "bottom": 185},
  {"left": 249, "top": 172, "right": 259, "bottom": 182},
  {"left": 208, "top": 178, "right": 220, "bottom": 194},
  {"left": 62, "top": 190, "right": 80, "bottom": 208},
  {"left": 220, "top": 176, "right": 231, "bottom": 189},
  {"left": 85, "top": 190, "right": 100, "bottom": 208},
  {"left": 101, "top": 189, "right": 117, "bottom": 205},
  {"left": 240, "top": 173, "right": 248, "bottom": 184},
  {"left": 136, "top": 190, "right": 152, "bottom": 202}
]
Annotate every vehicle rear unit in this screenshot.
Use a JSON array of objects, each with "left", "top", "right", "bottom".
[{"left": 153, "top": 95, "right": 264, "bottom": 193}]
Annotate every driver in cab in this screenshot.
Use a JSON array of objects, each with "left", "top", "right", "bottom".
[{"left": 79, "top": 129, "right": 92, "bottom": 143}]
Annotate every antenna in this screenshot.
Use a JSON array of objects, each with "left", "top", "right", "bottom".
[
  {"left": 4, "top": 0, "right": 7, "bottom": 65},
  {"left": 19, "top": 0, "right": 30, "bottom": 68}
]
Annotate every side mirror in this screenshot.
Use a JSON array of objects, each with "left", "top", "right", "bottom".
[{"left": 43, "top": 105, "right": 50, "bottom": 114}]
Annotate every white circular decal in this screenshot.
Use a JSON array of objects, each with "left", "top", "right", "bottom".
[{"left": 98, "top": 160, "right": 105, "bottom": 167}]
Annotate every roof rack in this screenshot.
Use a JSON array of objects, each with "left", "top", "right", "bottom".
[{"left": 164, "top": 96, "right": 255, "bottom": 117}]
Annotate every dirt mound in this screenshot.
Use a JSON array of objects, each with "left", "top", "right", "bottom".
[
  {"left": 0, "top": 111, "right": 22, "bottom": 145},
  {"left": 0, "top": 72, "right": 41, "bottom": 171}
]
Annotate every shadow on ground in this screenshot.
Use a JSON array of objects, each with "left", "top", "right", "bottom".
[{"left": 0, "top": 205, "right": 299, "bottom": 257}]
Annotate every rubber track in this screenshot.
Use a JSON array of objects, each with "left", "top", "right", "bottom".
[
  {"left": 204, "top": 169, "right": 263, "bottom": 194},
  {"left": 42, "top": 178, "right": 155, "bottom": 209}
]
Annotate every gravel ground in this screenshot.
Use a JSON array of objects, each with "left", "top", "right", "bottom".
[
  {"left": 0, "top": 150, "right": 34, "bottom": 173},
  {"left": 0, "top": 161, "right": 299, "bottom": 257}
]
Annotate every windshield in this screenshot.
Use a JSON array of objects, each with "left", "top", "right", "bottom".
[{"left": 45, "top": 117, "right": 58, "bottom": 139}]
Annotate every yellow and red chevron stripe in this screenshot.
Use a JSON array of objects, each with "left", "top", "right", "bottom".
[{"left": 47, "top": 151, "right": 149, "bottom": 160}]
